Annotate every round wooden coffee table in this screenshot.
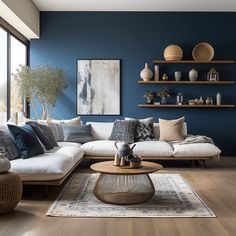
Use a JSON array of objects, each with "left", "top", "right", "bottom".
[{"left": 90, "top": 161, "right": 163, "bottom": 205}]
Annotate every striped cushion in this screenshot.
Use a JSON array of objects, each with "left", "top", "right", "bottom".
[
  {"left": 62, "top": 124, "right": 93, "bottom": 143},
  {"left": 49, "top": 122, "right": 64, "bottom": 142}
]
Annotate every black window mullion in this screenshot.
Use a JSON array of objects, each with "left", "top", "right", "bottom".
[{"left": 6, "top": 32, "right": 11, "bottom": 121}]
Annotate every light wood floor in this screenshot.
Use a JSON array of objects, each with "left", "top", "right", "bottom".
[{"left": 0, "top": 157, "right": 236, "bottom": 236}]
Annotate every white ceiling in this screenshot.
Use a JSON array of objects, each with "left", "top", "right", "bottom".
[{"left": 32, "top": 0, "right": 236, "bottom": 11}]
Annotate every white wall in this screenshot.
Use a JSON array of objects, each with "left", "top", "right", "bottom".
[{"left": 0, "top": 0, "right": 39, "bottom": 39}]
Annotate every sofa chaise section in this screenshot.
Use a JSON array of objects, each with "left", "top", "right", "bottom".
[{"left": 10, "top": 142, "right": 84, "bottom": 185}]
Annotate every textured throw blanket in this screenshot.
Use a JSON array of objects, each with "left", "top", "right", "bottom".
[
  {"left": 177, "top": 135, "right": 214, "bottom": 145},
  {"left": 170, "top": 135, "right": 220, "bottom": 161}
]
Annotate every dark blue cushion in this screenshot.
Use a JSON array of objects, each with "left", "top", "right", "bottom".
[
  {"left": 29, "top": 123, "right": 54, "bottom": 150},
  {"left": 7, "top": 124, "right": 44, "bottom": 159}
]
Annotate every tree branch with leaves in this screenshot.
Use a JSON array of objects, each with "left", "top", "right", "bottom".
[{"left": 12, "top": 65, "right": 68, "bottom": 120}]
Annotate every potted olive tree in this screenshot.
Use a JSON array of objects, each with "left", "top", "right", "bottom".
[{"left": 13, "top": 65, "right": 68, "bottom": 120}]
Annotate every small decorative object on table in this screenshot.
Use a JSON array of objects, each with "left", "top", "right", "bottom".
[
  {"left": 207, "top": 68, "right": 219, "bottom": 81},
  {"left": 140, "top": 63, "right": 153, "bottom": 81},
  {"left": 143, "top": 90, "right": 154, "bottom": 104},
  {"left": 125, "top": 154, "right": 142, "bottom": 168},
  {"left": 189, "top": 68, "right": 198, "bottom": 81},
  {"left": 114, "top": 141, "right": 136, "bottom": 167},
  {"left": 157, "top": 87, "right": 170, "bottom": 104}
]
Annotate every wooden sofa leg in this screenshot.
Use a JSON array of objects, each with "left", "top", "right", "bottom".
[
  {"left": 189, "top": 160, "right": 193, "bottom": 167},
  {"left": 203, "top": 160, "right": 207, "bottom": 169},
  {"left": 45, "top": 185, "right": 49, "bottom": 198}
]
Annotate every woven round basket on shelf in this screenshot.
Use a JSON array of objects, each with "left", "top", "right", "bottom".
[
  {"left": 0, "top": 172, "right": 22, "bottom": 214},
  {"left": 163, "top": 44, "right": 183, "bottom": 61},
  {"left": 192, "top": 42, "right": 214, "bottom": 61}
]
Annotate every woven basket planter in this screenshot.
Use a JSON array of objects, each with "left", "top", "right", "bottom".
[{"left": 0, "top": 172, "right": 22, "bottom": 214}]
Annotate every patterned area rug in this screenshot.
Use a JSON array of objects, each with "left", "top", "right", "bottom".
[{"left": 46, "top": 173, "right": 215, "bottom": 218}]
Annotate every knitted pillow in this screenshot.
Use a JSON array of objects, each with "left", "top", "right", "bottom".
[
  {"left": 125, "top": 117, "right": 155, "bottom": 142},
  {"left": 108, "top": 120, "right": 137, "bottom": 143}
]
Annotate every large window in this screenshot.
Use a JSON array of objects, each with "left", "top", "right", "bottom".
[
  {"left": 0, "top": 26, "right": 28, "bottom": 124},
  {"left": 0, "top": 28, "right": 7, "bottom": 124}
]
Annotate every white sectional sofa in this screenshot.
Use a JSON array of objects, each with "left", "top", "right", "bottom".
[
  {"left": 9, "top": 121, "right": 221, "bottom": 186},
  {"left": 82, "top": 122, "right": 221, "bottom": 161}
]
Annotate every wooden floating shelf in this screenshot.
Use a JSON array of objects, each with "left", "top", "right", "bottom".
[
  {"left": 138, "top": 104, "right": 235, "bottom": 108},
  {"left": 153, "top": 60, "right": 235, "bottom": 64},
  {"left": 138, "top": 80, "right": 235, "bottom": 84}
]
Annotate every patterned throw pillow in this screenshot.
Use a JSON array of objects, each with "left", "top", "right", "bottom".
[
  {"left": 108, "top": 120, "right": 137, "bottom": 143},
  {"left": 135, "top": 122, "right": 154, "bottom": 142},
  {"left": 125, "top": 117, "right": 155, "bottom": 142},
  {"left": 0, "top": 129, "right": 20, "bottom": 160}
]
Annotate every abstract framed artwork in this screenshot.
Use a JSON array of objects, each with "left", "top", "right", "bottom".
[{"left": 76, "top": 59, "right": 120, "bottom": 115}]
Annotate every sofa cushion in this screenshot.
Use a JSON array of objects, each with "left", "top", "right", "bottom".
[
  {"left": 62, "top": 124, "right": 93, "bottom": 143},
  {"left": 0, "top": 129, "right": 20, "bottom": 160},
  {"left": 86, "top": 122, "right": 114, "bottom": 140},
  {"left": 135, "top": 122, "right": 155, "bottom": 142},
  {"left": 159, "top": 117, "right": 185, "bottom": 142},
  {"left": 125, "top": 117, "right": 155, "bottom": 142},
  {"left": 10, "top": 142, "right": 84, "bottom": 181},
  {"left": 29, "top": 123, "right": 54, "bottom": 150},
  {"left": 49, "top": 122, "right": 64, "bottom": 142},
  {"left": 81, "top": 140, "right": 117, "bottom": 156},
  {"left": 133, "top": 141, "right": 173, "bottom": 157},
  {"left": 108, "top": 120, "right": 137, "bottom": 143},
  {"left": 52, "top": 116, "right": 82, "bottom": 125},
  {"left": 153, "top": 121, "right": 187, "bottom": 139},
  {"left": 34, "top": 123, "right": 58, "bottom": 147},
  {"left": 81, "top": 140, "right": 173, "bottom": 157},
  {"left": 7, "top": 124, "right": 44, "bottom": 159},
  {"left": 173, "top": 143, "right": 221, "bottom": 158}
]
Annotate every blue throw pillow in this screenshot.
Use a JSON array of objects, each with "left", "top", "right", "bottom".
[
  {"left": 7, "top": 124, "right": 44, "bottom": 159},
  {"left": 28, "top": 122, "right": 54, "bottom": 150}
]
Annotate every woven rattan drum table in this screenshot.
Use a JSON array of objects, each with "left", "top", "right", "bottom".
[{"left": 90, "top": 161, "right": 163, "bottom": 205}]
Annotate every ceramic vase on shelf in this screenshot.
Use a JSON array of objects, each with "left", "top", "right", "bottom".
[
  {"left": 189, "top": 69, "right": 198, "bottom": 81},
  {"left": 216, "top": 93, "right": 221, "bottom": 105},
  {"left": 174, "top": 71, "right": 181, "bottom": 81},
  {"left": 0, "top": 152, "right": 11, "bottom": 173},
  {"left": 140, "top": 63, "right": 153, "bottom": 81},
  {"left": 154, "top": 65, "right": 159, "bottom": 81},
  {"left": 161, "top": 97, "right": 167, "bottom": 104}
]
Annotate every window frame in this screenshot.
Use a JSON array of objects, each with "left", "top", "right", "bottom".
[{"left": 0, "top": 18, "right": 30, "bottom": 121}]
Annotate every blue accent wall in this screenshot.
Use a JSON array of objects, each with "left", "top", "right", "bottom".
[{"left": 30, "top": 12, "right": 236, "bottom": 155}]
